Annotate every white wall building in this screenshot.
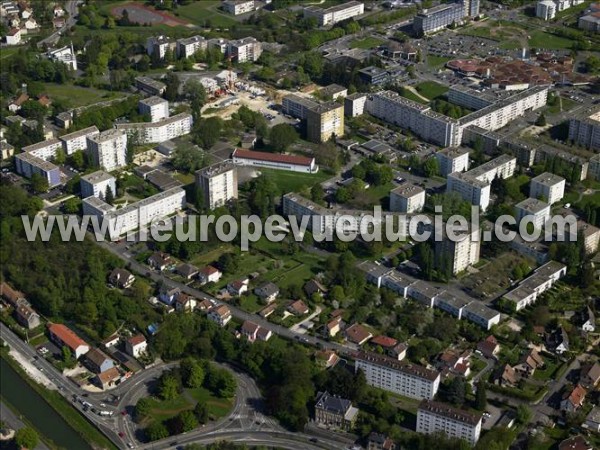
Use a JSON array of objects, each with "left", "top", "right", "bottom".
[
  {"left": 22, "top": 138, "right": 63, "bottom": 161},
  {"left": 503, "top": 261, "right": 567, "bottom": 310},
  {"left": 138, "top": 96, "right": 169, "bottom": 123},
  {"left": 530, "top": 172, "right": 565, "bottom": 205},
  {"left": 390, "top": 183, "right": 426, "bottom": 213},
  {"left": 222, "top": 0, "right": 255, "bottom": 15},
  {"left": 176, "top": 35, "right": 207, "bottom": 59},
  {"left": 80, "top": 170, "right": 117, "bottom": 199},
  {"left": 515, "top": 198, "right": 551, "bottom": 229},
  {"left": 115, "top": 113, "right": 193, "bottom": 144},
  {"left": 436, "top": 147, "right": 470, "bottom": 177},
  {"left": 435, "top": 226, "right": 481, "bottom": 275},
  {"left": 146, "top": 35, "right": 173, "bottom": 59},
  {"left": 59, "top": 126, "right": 99, "bottom": 155},
  {"left": 568, "top": 110, "right": 600, "bottom": 150},
  {"left": 195, "top": 161, "right": 238, "bottom": 209},
  {"left": 303, "top": 1, "right": 364, "bottom": 26},
  {"left": 227, "top": 37, "right": 262, "bottom": 63},
  {"left": 282, "top": 94, "right": 319, "bottom": 120},
  {"left": 86, "top": 129, "right": 128, "bottom": 172},
  {"left": 417, "top": 400, "right": 482, "bottom": 446},
  {"left": 344, "top": 93, "right": 367, "bottom": 117},
  {"left": 233, "top": 149, "right": 319, "bottom": 173},
  {"left": 47, "top": 43, "right": 77, "bottom": 71}
]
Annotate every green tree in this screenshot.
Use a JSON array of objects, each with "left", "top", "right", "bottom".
[
  {"left": 535, "top": 113, "right": 546, "bottom": 126},
  {"left": 30, "top": 173, "right": 49, "bottom": 193},
  {"left": 14, "top": 427, "right": 38, "bottom": 449},
  {"left": 194, "top": 402, "right": 209, "bottom": 424},
  {"left": 104, "top": 185, "right": 115, "bottom": 205},
  {"left": 145, "top": 421, "right": 169, "bottom": 441},
  {"left": 474, "top": 380, "right": 487, "bottom": 411},
  {"left": 159, "top": 374, "right": 181, "bottom": 400},
  {"left": 63, "top": 198, "right": 81, "bottom": 214},
  {"left": 269, "top": 124, "right": 298, "bottom": 152},
  {"left": 54, "top": 148, "right": 66, "bottom": 165},
  {"left": 194, "top": 117, "right": 223, "bottom": 149},
  {"left": 423, "top": 157, "right": 440, "bottom": 177},
  {"left": 135, "top": 397, "right": 152, "bottom": 419},
  {"left": 164, "top": 72, "right": 180, "bottom": 102},
  {"left": 516, "top": 405, "right": 532, "bottom": 424}
]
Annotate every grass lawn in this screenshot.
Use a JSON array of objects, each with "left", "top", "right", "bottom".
[
  {"left": 415, "top": 81, "right": 448, "bottom": 100},
  {"left": 0, "top": 46, "right": 20, "bottom": 60},
  {"left": 528, "top": 31, "right": 573, "bottom": 50},
  {"left": 350, "top": 37, "right": 384, "bottom": 49},
  {"left": 174, "top": 172, "right": 195, "bottom": 185},
  {"left": 44, "top": 83, "right": 123, "bottom": 108},
  {"left": 258, "top": 168, "right": 330, "bottom": 195},
  {"left": 546, "top": 96, "right": 578, "bottom": 114},
  {"left": 238, "top": 294, "right": 264, "bottom": 314},
  {"left": 176, "top": 1, "right": 237, "bottom": 27},
  {"left": 532, "top": 359, "right": 560, "bottom": 381},
  {"left": 426, "top": 55, "right": 451, "bottom": 68},
  {"left": 397, "top": 87, "right": 428, "bottom": 104}
]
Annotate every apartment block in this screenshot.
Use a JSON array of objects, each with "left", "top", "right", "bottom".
[
  {"left": 536, "top": 0, "right": 556, "bottom": 19},
  {"left": 195, "top": 161, "right": 238, "bottom": 209},
  {"left": 222, "top": 0, "right": 255, "bottom": 15},
  {"left": 227, "top": 37, "right": 262, "bottom": 63},
  {"left": 303, "top": 1, "right": 364, "bottom": 26},
  {"left": 14, "top": 152, "right": 61, "bottom": 188},
  {"left": 135, "top": 76, "right": 167, "bottom": 96},
  {"left": 515, "top": 198, "right": 551, "bottom": 229},
  {"left": 306, "top": 102, "right": 345, "bottom": 144},
  {"left": 344, "top": 93, "right": 367, "bottom": 117},
  {"left": 578, "top": 220, "right": 600, "bottom": 255},
  {"left": 354, "top": 352, "right": 440, "bottom": 400},
  {"left": 282, "top": 94, "right": 319, "bottom": 120},
  {"left": 413, "top": 3, "right": 466, "bottom": 35},
  {"left": 436, "top": 147, "right": 470, "bottom": 177},
  {"left": 176, "top": 35, "right": 207, "bottom": 59},
  {"left": 115, "top": 113, "right": 193, "bottom": 144},
  {"left": 447, "top": 85, "right": 495, "bottom": 111},
  {"left": 146, "top": 35, "right": 174, "bottom": 59},
  {"left": 80, "top": 170, "right": 117, "bottom": 199},
  {"left": 530, "top": 172, "right": 565, "bottom": 205},
  {"left": 59, "top": 126, "right": 99, "bottom": 155},
  {"left": 590, "top": 155, "right": 600, "bottom": 181},
  {"left": 139, "top": 96, "right": 169, "bottom": 123},
  {"left": 390, "top": 183, "right": 426, "bottom": 213},
  {"left": 568, "top": 110, "right": 600, "bottom": 150},
  {"left": 503, "top": 261, "right": 567, "bottom": 310},
  {"left": 435, "top": 225, "right": 481, "bottom": 275},
  {"left": 417, "top": 400, "right": 482, "bottom": 446},
  {"left": 22, "top": 138, "right": 62, "bottom": 161},
  {"left": 86, "top": 129, "right": 128, "bottom": 172}
]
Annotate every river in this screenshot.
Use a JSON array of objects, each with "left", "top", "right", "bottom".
[{"left": 0, "top": 357, "right": 92, "bottom": 450}]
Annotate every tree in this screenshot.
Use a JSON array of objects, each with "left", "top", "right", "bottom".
[
  {"left": 269, "top": 124, "right": 298, "bottom": 152},
  {"left": 194, "top": 117, "right": 223, "bottom": 149},
  {"left": 14, "top": 427, "right": 38, "bottom": 449},
  {"left": 217, "top": 253, "right": 239, "bottom": 274},
  {"left": 474, "top": 380, "right": 487, "bottom": 411},
  {"left": 54, "top": 148, "right": 66, "bottom": 165},
  {"left": 145, "top": 421, "right": 169, "bottom": 441},
  {"left": 194, "top": 402, "right": 209, "bottom": 424},
  {"left": 172, "top": 146, "right": 207, "bottom": 173},
  {"left": 164, "top": 72, "right": 180, "bottom": 102},
  {"left": 181, "top": 358, "right": 205, "bottom": 388},
  {"left": 184, "top": 79, "right": 207, "bottom": 120},
  {"left": 516, "top": 405, "right": 532, "bottom": 425},
  {"left": 423, "top": 157, "right": 440, "bottom": 177},
  {"left": 63, "top": 198, "right": 80, "bottom": 214},
  {"left": 104, "top": 185, "right": 114, "bottom": 205},
  {"left": 311, "top": 184, "right": 324, "bottom": 203},
  {"left": 135, "top": 397, "right": 152, "bottom": 419},
  {"left": 535, "top": 113, "right": 546, "bottom": 126},
  {"left": 443, "top": 377, "right": 466, "bottom": 406},
  {"left": 30, "top": 173, "right": 49, "bottom": 194},
  {"left": 158, "top": 373, "right": 181, "bottom": 400}
]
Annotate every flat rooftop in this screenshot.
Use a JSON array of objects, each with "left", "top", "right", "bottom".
[
  {"left": 81, "top": 170, "right": 115, "bottom": 184},
  {"left": 198, "top": 160, "right": 236, "bottom": 178},
  {"left": 531, "top": 172, "right": 565, "bottom": 187},
  {"left": 60, "top": 126, "right": 99, "bottom": 142},
  {"left": 139, "top": 96, "right": 168, "bottom": 107},
  {"left": 22, "top": 138, "right": 61, "bottom": 153},
  {"left": 391, "top": 183, "right": 425, "bottom": 198},
  {"left": 463, "top": 301, "right": 500, "bottom": 321},
  {"left": 15, "top": 152, "right": 59, "bottom": 171},
  {"left": 89, "top": 129, "right": 125, "bottom": 143},
  {"left": 437, "top": 147, "right": 470, "bottom": 159},
  {"left": 516, "top": 198, "right": 550, "bottom": 214}
]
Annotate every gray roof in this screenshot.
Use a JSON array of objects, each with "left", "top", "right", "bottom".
[{"left": 315, "top": 391, "right": 352, "bottom": 415}]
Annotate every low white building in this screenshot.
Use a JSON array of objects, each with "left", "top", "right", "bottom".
[
  {"left": 304, "top": 1, "right": 364, "bottom": 26},
  {"left": 139, "top": 96, "right": 169, "bottom": 123},
  {"left": 515, "top": 198, "right": 551, "bottom": 229},
  {"left": 503, "top": 261, "right": 567, "bottom": 310},
  {"left": 5, "top": 27, "right": 21, "bottom": 45},
  {"left": 125, "top": 334, "right": 147, "bottom": 358},
  {"left": 417, "top": 400, "right": 482, "bottom": 446},
  {"left": 530, "top": 172, "right": 565, "bottom": 205},
  {"left": 390, "top": 183, "right": 425, "bottom": 213},
  {"left": 47, "top": 44, "right": 77, "bottom": 71},
  {"left": 80, "top": 170, "right": 117, "bottom": 199},
  {"left": 536, "top": 0, "right": 557, "bottom": 20},
  {"left": 222, "top": 0, "right": 255, "bottom": 15},
  {"left": 232, "top": 148, "right": 319, "bottom": 173}
]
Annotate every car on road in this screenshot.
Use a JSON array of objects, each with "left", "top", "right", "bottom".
[
  {"left": 121, "top": 410, "right": 127, "bottom": 416},
  {"left": 118, "top": 432, "right": 124, "bottom": 438}
]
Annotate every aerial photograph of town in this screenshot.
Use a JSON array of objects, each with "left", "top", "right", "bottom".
[{"left": 0, "top": 0, "right": 598, "bottom": 449}]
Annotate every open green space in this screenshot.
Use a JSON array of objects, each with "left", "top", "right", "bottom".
[
  {"left": 396, "top": 87, "right": 428, "bottom": 104},
  {"left": 0, "top": 46, "right": 20, "bottom": 60},
  {"left": 258, "top": 168, "right": 331, "bottom": 195},
  {"left": 415, "top": 81, "right": 448, "bottom": 100},
  {"left": 350, "top": 37, "right": 384, "bottom": 49},
  {"left": 528, "top": 31, "right": 573, "bottom": 50},
  {"left": 532, "top": 358, "right": 562, "bottom": 381},
  {"left": 44, "top": 83, "right": 123, "bottom": 109},
  {"left": 426, "top": 55, "right": 451, "bottom": 68},
  {"left": 238, "top": 295, "right": 265, "bottom": 314},
  {"left": 176, "top": 1, "right": 237, "bottom": 28}
]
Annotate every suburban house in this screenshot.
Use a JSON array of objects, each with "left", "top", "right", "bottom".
[
  {"left": 314, "top": 391, "right": 359, "bottom": 431},
  {"left": 15, "top": 304, "right": 40, "bottom": 329},
  {"left": 207, "top": 305, "right": 232, "bottom": 327},
  {"left": 159, "top": 286, "right": 180, "bottom": 306},
  {"left": 513, "top": 348, "right": 544, "bottom": 378},
  {"left": 125, "top": 334, "right": 147, "bottom": 358},
  {"left": 84, "top": 347, "right": 115, "bottom": 374},
  {"left": 304, "top": 279, "right": 327, "bottom": 298},
  {"left": 175, "top": 293, "right": 197, "bottom": 313},
  {"left": 102, "top": 335, "right": 120, "bottom": 349},
  {"left": 367, "top": 432, "right": 396, "bottom": 450},
  {"left": 580, "top": 362, "right": 600, "bottom": 388},
  {"left": 549, "top": 327, "right": 570, "bottom": 354},
  {"left": 198, "top": 266, "right": 222, "bottom": 284},
  {"left": 259, "top": 303, "right": 277, "bottom": 318},
  {"left": 315, "top": 350, "right": 340, "bottom": 369},
  {"left": 324, "top": 316, "right": 342, "bottom": 337},
  {"left": 288, "top": 300, "right": 309, "bottom": 316},
  {"left": 436, "top": 349, "right": 471, "bottom": 378},
  {"left": 560, "top": 384, "right": 587, "bottom": 413},
  {"left": 256, "top": 327, "right": 272, "bottom": 342},
  {"left": 148, "top": 252, "right": 172, "bottom": 271},
  {"left": 254, "top": 282, "right": 279, "bottom": 303},
  {"left": 477, "top": 335, "right": 500, "bottom": 359},
  {"left": 345, "top": 323, "right": 373, "bottom": 345},
  {"left": 108, "top": 268, "right": 135, "bottom": 289},
  {"left": 47, "top": 323, "right": 90, "bottom": 359},
  {"left": 583, "top": 407, "right": 600, "bottom": 433},
  {"left": 581, "top": 306, "right": 595, "bottom": 332},
  {"left": 389, "top": 342, "right": 408, "bottom": 361},
  {"left": 494, "top": 364, "right": 518, "bottom": 387},
  {"left": 240, "top": 320, "right": 261, "bottom": 341},
  {"left": 8, "top": 93, "right": 28, "bottom": 113},
  {"left": 227, "top": 279, "right": 249, "bottom": 297},
  {"left": 96, "top": 367, "right": 120, "bottom": 390},
  {"left": 0, "top": 282, "right": 26, "bottom": 307},
  {"left": 196, "top": 299, "right": 214, "bottom": 312},
  {"left": 176, "top": 263, "right": 199, "bottom": 280}
]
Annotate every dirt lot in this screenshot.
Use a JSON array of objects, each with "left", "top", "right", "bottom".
[{"left": 111, "top": 2, "right": 192, "bottom": 27}]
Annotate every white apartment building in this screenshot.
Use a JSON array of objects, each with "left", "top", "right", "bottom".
[
  {"left": 354, "top": 352, "right": 440, "bottom": 400},
  {"left": 461, "top": 301, "right": 501, "bottom": 330},
  {"left": 568, "top": 110, "right": 600, "bottom": 150},
  {"left": 344, "top": 93, "right": 367, "bottom": 117},
  {"left": 227, "top": 37, "right": 262, "bottom": 63},
  {"left": 222, "top": 0, "right": 254, "bottom": 15},
  {"left": 447, "top": 85, "right": 495, "bottom": 111},
  {"left": 390, "top": 183, "right": 426, "bottom": 213},
  {"left": 47, "top": 44, "right": 77, "bottom": 71},
  {"left": 282, "top": 94, "right": 319, "bottom": 120},
  {"left": 80, "top": 170, "right": 116, "bottom": 199},
  {"left": 83, "top": 187, "right": 186, "bottom": 236},
  {"left": 536, "top": 1, "right": 557, "bottom": 20},
  {"left": 15, "top": 152, "right": 61, "bottom": 188},
  {"left": 59, "top": 126, "right": 99, "bottom": 155},
  {"left": 417, "top": 400, "right": 482, "bottom": 446},
  {"left": 146, "top": 35, "right": 173, "bottom": 59},
  {"left": 307, "top": 102, "right": 345, "bottom": 144},
  {"left": 176, "top": 35, "right": 207, "bottom": 59},
  {"left": 303, "top": 1, "right": 364, "bottom": 26},
  {"left": 115, "top": 113, "right": 193, "bottom": 144},
  {"left": 503, "top": 261, "right": 567, "bottom": 310},
  {"left": 139, "top": 96, "right": 169, "bottom": 123},
  {"left": 530, "top": 172, "right": 565, "bottom": 205},
  {"left": 22, "top": 138, "right": 62, "bottom": 161},
  {"left": 86, "top": 129, "right": 128, "bottom": 172},
  {"left": 435, "top": 226, "right": 481, "bottom": 275},
  {"left": 195, "top": 161, "right": 238, "bottom": 209},
  {"left": 515, "top": 198, "right": 551, "bottom": 229},
  {"left": 436, "top": 147, "right": 470, "bottom": 177}
]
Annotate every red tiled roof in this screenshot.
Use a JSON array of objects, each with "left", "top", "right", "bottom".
[
  {"left": 128, "top": 334, "right": 146, "bottom": 346},
  {"left": 241, "top": 320, "right": 260, "bottom": 335},
  {"left": 200, "top": 265, "right": 219, "bottom": 276},
  {"left": 370, "top": 335, "right": 398, "bottom": 348},
  {"left": 0, "top": 282, "right": 25, "bottom": 306},
  {"left": 567, "top": 384, "right": 587, "bottom": 407},
  {"left": 48, "top": 323, "right": 89, "bottom": 351},
  {"left": 233, "top": 149, "right": 314, "bottom": 167},
  {"left": 97, "top": 367, "right": 120, "bottom": 384},
  {"left": 345, "top": 324, "right": 372, "bottom": 344}
]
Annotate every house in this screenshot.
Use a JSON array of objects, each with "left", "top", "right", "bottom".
[
  {"left": 23, "top": 17, "right": 39, "bottom": 30},
  {"left": 288, "top": 299, "right": 309, "bottom": 316},
  {"left": 257, "top": 327, "right": 272, "bottom": 342},
  {"left": 240, "top": 320, "right": 260, "bottom": 342},
  {"left": 55, "top": 111, "right": 72, "bottom": 129},
  {"left": 581, "top": 306, "right": 595, "bottom": 332},
  {"left": 370, "top": 335, "right": 398, "bottom": 350},
  {"left": 558, "top": 435, "right": 593, "bottom": 450},
  {"left": 37, "top": 95, "right": 51, "bottom": 108},
  {"left": 176, "top": 263, "right": 199, "bottom": 280},
  {"left": 314, "top": 391, "right": 359, "bottom": 431},
  {"left": 254, "top": 282, "right": 279, "bottom": 303},
  {"left": 158, "top": 286, "right": 180, "bottom": 306},
  {"left": 125, "top": 334, "right": 147, "bottom": 358},
  {"left": 549, "top": 327, "right": 570, "bottom": 354},
  {"left": 345, "top": 323, "right": 373, "bottom": 345},
  {"left": 259, "top": 303, "right": 277, "bottom": 318},
  {"left": 315, "top": 350, "right": 340, "bottom": 369},
  {"left": 101, "top": 335, "right": 120, "bottom": 349},
  {"left": 241, "top": 133, "right": 256, "bottom": 149},
  {"left": 513, "top": 348, "right": 544, "bottom": 378},
  {"left": 54, "top": 5, "right": 66, "bottom": 17},
  {"left": 196, "top": 299, "right": 214, "bottom": 312},
  {"left": 494, "top": 364, "right": 518, "bottom": 387},
  {"left": 8, "top": 93, "right": 28, "bottom": 112},
  {"left": 175, "top": 293, "right": 197, "bottom": 312},
  {"left": 0, "top": 282, "right": 26, "bottom": 307},
  {"left": 108, "top": 268, "right": 135, "bottom": 289},
  {"left": 304, "top": 279, "right": 327, "bottom": 298},
  {"left": 207, "top": 305, "right": 232, "bottom": 327},
  {"left": 5, "top": 27, "right": 21, "bottom": 45},
  {"left": 52, "top": 17, "right": 65, "bottom": 28},
  {"left": 148, "top": 252, "right": 172, "bottom": 271},
  {"left": 560, "top": 384, "right": 587, "bottom": 413},
  {"left": 21, "top": 8, "right": 32, "bottom": 19},
  {"left": 47, "top": 323, "right": 90, "bottom": 359},
  {"left": 84, "top": 347, "right": 115, "bottom": 374},
  {"left": 389, "top": 342, "right": 407, "bottom": 361},
  {"left": 367, "top": 432, "right": 396, "bottom": 450},
  {"left": 96, "top": 367, "right": 120, "bottom": 390},
  {"left": 477, "top": 335, "right": 500, "bottom": 359},
  {"left": 583, "top": 407, "right": 600, "bottom": 433},
  {"left": 580, "top": 362, "right": 600, "bottom": 388},
  {"left": 15, "top": 304, "right": 40, "bottom": 329},
  {"left": 324, "top": 316, "right": 342, "bottom": 337},
  {"left": 436, "top": 349, "right": 471, "bottom": 378},
  {"left": 198, "top": 265, "right": 222, "bottom": 284},
  {"left": 227, "top": 279, "right": 248, "bottom": 297}
]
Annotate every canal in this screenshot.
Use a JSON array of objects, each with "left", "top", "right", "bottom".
[{"left": 0, "top": 357, "right": 92, "bottom": 450}]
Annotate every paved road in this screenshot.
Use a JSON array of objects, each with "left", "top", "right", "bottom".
[
  {"left": 38, "top": 0, "right": 79, "bottom": 48},
  {"left": 0, "top": 402, "right": 50, "bottom": 450}
]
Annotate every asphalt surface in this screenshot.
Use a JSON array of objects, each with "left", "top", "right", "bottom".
[{"left": 38, "top": 0, "right": 79, "bottom": 48}]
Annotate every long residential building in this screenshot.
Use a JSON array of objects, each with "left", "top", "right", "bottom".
[
  {"left": 417, "top": 400, "right": 482, "bottom": 446},
  {"left": 195, "top": 161, "right": 238, "bottom": 209},
  {"left": 47, "top": 323, "right": 90, "bottom": 359},
  {"left": 176, "top": 35, "right": 207, "bottom": 59},
  {"left": 83, "top": 187, "right": 186, "bottom": 236},
  {"left": 303, "top": 1, "right": 364, "bottom": 26},
  {"left": 115, "top": 113, "right": 193, "bottom": 144},
  {"left": 87, "top": 129, "right": 128, "bottom": 172},
  {"left": 226, "top": 37, "right": 262, "bottom": 63},
  {"left": 414, "top": 0, "right": 479, "bottom": 35},
  {"left": 503, "top": 261, "right": 567, "bottom": 310},
  {"left": 59, "top": 126, "right": 99, "bottom": 155},
  {"left": 15, "top": 152, "right": 61, "bottom": 187},
  {"left": 354, "top": 352, "right": 440, "bottom": 400},
  {"left": 282, "top": 94, "right": 319, "bottom": 120},
  {"left": 232, "top": 149, "right": 319, "bottom": 173},
  {"left": 22, "top": 138, "right": 63, "bottom": 161},
  {"left": 568, "top": 110, "right": 600, "bottom": 150}
]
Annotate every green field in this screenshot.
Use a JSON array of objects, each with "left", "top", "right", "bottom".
[
  {"left": 350, "top": 37, "right": 384, "bottom": 49},
  {"left": 415, "top": 81, "right": 448, "bottom": 100},
  {"left": 0, "top": 46, "right": 20, "bottom": 60},
  {"left": 426, "top": 55, "right": 451, "bottom": 68},
  {"left": 43, "top": 83, "right": 123, "bottom": 108},
  {"left": 528, "top": 31, "right": 573, "bottom": 50},
  {"left": 397, "top": 87, "right": 428, "bottom": 104},
  {"left": 176, "top": 1, "right": 237, "bottom": 27},
  {"left": 258, "top": 168, "right": 331, "bottom": 195}
]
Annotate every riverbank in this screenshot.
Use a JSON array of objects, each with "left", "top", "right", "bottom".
[
  {"left": 1, "top": 350, "right": 116, "bottom": 450},
  {"left": 0, "top": 400, "right": 52, "bottom": 450}
]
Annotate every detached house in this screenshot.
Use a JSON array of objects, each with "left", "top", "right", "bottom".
[
  {"left": 324, "top": 316, "right": 342, "bottom": 337},
  {"left": 477, "top": 335, "right": 500, "bottom": 359},
  {"left": 108, "top": 268, "right": 135, "bottom": 289},
  {"left": 314, "top": 391, "right": 359, "bottom": 431},
  {"left": 254, "top": 282, "right": 279, "bottom": 303},
  {"left": 198, "top": 265, "right": 222, "bottom": 284},
  {"left": 288, "top": 300, "right": 309, "bottom": 316},
  {"left": 48, "top": 323, "right": 90, "bottom": 359},
  {"left": 304, "top": 279, "right": 327, "bottom": 298},
  {"left": 561, "top": 384, "right": 587, "bottom": 413},
  {"left": 581, "top": 362, "right": 600, "bottom": 388},
  {"left": 240, "top": 320, "right": 271, "bottom": 342},
  {"left": 494, "top": 364, "right": 518, "bottom": 387},
  {"left": 368, "top": 432, "right": 396, "bottom": 450},
  {"left": 581, "top": 306, "right": 595, "bottom": 332},
  {"left": 315, "top": 350, "right": 340, "bottom": 369},
  {"left": 8, "top": 93, "right": 28, "bottom": 112},
  {"left": 345, "top": 323, "right": 373, "bottom": 346},
  {"left": 97, "top": 367, "right": 120, "bottom": 390},
  {"left": 227, "top": 279, "right": 249, "bottom": 297},
  {"left": 514, "top": 348, "right": 544, "bottom": 378},
  {"left": 85, "top": 347, "right": 115, "bottom": 374},
  {"left": 175, "top": 293, "right": 197, "bottom": 313},
  {"left": 176, "top": 263, "right": 199, "bottom": 280},
  {"left": 148, "top": 252, "right": 172, "bottom": 271},
  {"left": 125, "top": 334, "right": 147, "bottom": 358},
  {"left": 436, "top": 349, "right": 471, "bottom": 378},
  {"left": 207, "top": 305, "right": 232, "bottom": 327},
  {"left": 549, "top": 327, "right": 570, "bottom": 354},
  {"left": 15, "top": 304, "right": 40, "bottom": 329},
  {"left": 159, "top": 286, "right": 180, "bottom": 306}
]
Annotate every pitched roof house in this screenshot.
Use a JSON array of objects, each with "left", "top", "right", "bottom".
[
  {"left": 227, "top": 279, "right": 248, "bottom": 296},
  {"left": 558, "top": 435, "right": 592, "bottom": 450},
  {"left": 85, "top": 347, "right": 115, "bottom": 374},
  {"left": 198, "top": 265, "right": 222, "bottom": 284},
  {"left": 581, "top": 362, "right": 600, "bottom": 388},
  {"left": 370, "top": 335, "right": 398, "bottom": 349},
  {"left": 514, "top": 348, "right": 544, "bottom": 377},
  {"left": 494, "top": 364, "right": 518, "bottom": 387},
  {"left": 324, "top": 316, "right": 342, "bottom": 337},
  {"left": 108, "top": 268, "right": 135, "bottom": 289},
  {"left": 304, "top": 279, "right": 327, "bottom": 297},
  {"left": 560, "top": 384, "right": 587, "bottom": 413},
  {"left": 288, "top": 300, "right": 309, "bottom": 316},
  {"left": 176, "top": 263, "right": 199, "bottom": 280},
  {"left": 254, "top": 282, "right": 279, "bottom": 303},
  {"left": 368, "top": 432, "right": 397, "bottom": 450},
  {"left": 581, "top": 306, "right": 595, "bottom": 332},
  {"left": 148, "top": 252, "right": 172, "bottom": 271},
  {"left": 0, "top": 281, "right": 26, "bottom": 307},
  {"left": 47, "top": 323, "right": 90, "bottom": 359},
  {"left": 345, "top": 323, "right": 373, "bottom": 345},
  {"left": 207, "top": 305, "right": 232, "bottom": 327},
  {"left": 477, "top": 335, "right": 500, "bottom": 359},
  {"left": 314, "top": 391, "right": 359, "bottom": 431},
  {"left": 15, "top": 304, "right": 40, "bottom": 329}
]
